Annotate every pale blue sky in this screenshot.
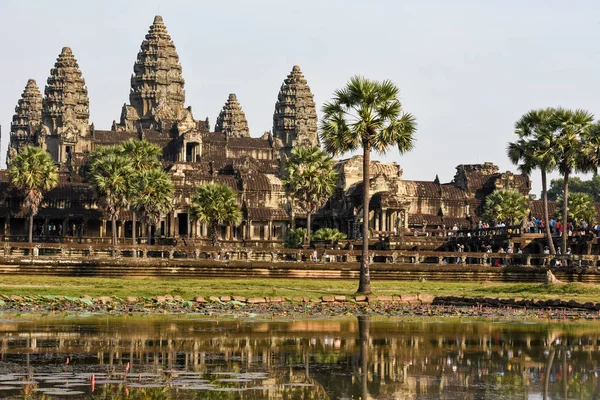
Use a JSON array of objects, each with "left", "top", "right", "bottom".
[{"left": 1, "top": 0, "right": 600, "bottom": 195}]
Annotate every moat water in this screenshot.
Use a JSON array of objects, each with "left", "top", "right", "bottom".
[{"left": 0, "top": 314, "right": 597, "bottom": 399}]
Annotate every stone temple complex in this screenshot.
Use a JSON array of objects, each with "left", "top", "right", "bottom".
[{"left": 1, "top": 16, "right": 530, "bottom": 243}]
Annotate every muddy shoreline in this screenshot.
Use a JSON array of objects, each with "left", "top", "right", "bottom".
[{"left": 0, "top": 294, "right": 599, "bottom": 321}]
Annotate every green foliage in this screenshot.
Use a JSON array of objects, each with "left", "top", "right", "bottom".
[
  {"left": 284, "top": 228, "right": 306, "bottom": 249},
  {"left": 283, "top": 146, "right": 337, "bottom": 242},
  {"left": 547, "top": 175, "right": 600, "bottom": 201},
  {"left": 483, "top": 189, "right": 529, "bottom": 225},
  {"left": 312, "top": 228, "right": 347, "bottom": 242},
  {"left": 555, "top": 192, "right": 597, "bottom": 224},
  {"left": 8, "top": 145, "right": 58, "bottom": 217},
  {"left": 130, "top": 169, "right": 174, "bottom": 226},
  {"left": 8, "top": 146, "right": 59, "bottom": 242},
  {"left": 119, "top": 138, "right": 162, "bottom": 172},
  {"left": 87, "top": 146, "right": 132, "bottom": 222},
  {"left": 190, "top": 183, "right": 242, "bottom": 246}
]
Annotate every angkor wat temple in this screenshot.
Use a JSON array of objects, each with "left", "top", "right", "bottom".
[{"left": 2, "top": 16, "right": 531, "bottom": 243}]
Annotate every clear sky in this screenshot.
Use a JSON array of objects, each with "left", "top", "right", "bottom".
[{"left": 1, "top": 0, "right": 599, "bottom": 195}]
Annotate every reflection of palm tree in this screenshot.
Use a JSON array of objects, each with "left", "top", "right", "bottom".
[
  {"left": 543, "top": 347, "right": 555, "bottom": 400},
  {"left": 358, "top": 315, "right": 370, "bottom": 400}
]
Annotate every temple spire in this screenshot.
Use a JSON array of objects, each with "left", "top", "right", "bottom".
[
  {"left": 7, "top": 79, "right": 42, "bottom": 163},
  {"left": 126, "top": 15, "right": 186, "bottom": 129},
  {"left": 273, "top": 65, "right": 318, "bottom": 156},
  {"left": 215, "top": 94, "right": 250, "bottom": 138},
  {"left": 41, "top": 47, "right": 90, "bottom": 136}
]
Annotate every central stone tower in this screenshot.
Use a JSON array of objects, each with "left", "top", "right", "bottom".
[
  {"left": 272, "top": 65, "right": 318, "bottom": 157},
  {"left": 117, "top": 15, "right": 190, "bottom": 131}
]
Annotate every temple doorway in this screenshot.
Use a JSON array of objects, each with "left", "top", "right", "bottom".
[{"left": 178, "top": 213, "right": 188, "bottom": 236}]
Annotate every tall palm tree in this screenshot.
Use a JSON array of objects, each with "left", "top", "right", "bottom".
[
  {"left": 190, "top": 183, "right": 242, "bottom": 246},
  {"left": 120, "top": 139, "right": 162, "bottom": 245},
  {"left": 509, "top": 108, "right": 558, "bottom": 254},
  {"left": 130, "top": 169, "right": 174, "bottom": 245},
  {"left": 551, "top": 108, "right": 595, "bottom": 254},
  {"left": 321, "top": 76, "right": 416, "bottom": 294},
  {"left": 8, "top": 146, "right": 58, "bottom": 243},
  {"left": 88, "top": 146, "right": 133, "bottom": 246},
  {"left": 283, "top": 146, "right": 338, "bottom": 244}
]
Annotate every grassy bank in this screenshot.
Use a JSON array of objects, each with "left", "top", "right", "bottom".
[{"left": 0, "top": 276, "right": 599, "bottom": 302}]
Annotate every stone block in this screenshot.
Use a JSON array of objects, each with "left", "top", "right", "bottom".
[
  {"left": 173, "top": 296, "right": 183, "bottom": 302},
  {"left": 367, "top": 296, "right": 379, "bottom": 303},
  {"left": 377, "top": 296, "right": 393, "bottom": 302},
  {"left": 418, "top": 294, "right": 435, "bottom": 304},
  {"left": 247, "top": 297, "right": 267, "bottom": 304},
  {"left": 267, "top": 297, "right": 283, "bottom": 303},
  {"left": 164, "top": 295, "right": 174, "bottom": 301},
  {"left": 99, "top": 296, "right": 112, "bottom": 304},
  {"left": 334, "top": 295, "right": 346, "bottom": 302},
  {"left": 9, "top": 295, "right": 23, "bottom": 302},
  {"left": 208, "top": 296, "right": 221, "bottom": 303},
  {"left": 401, "top": 294, "right": 418, "bottom": 302},
  {"left": 322, "top": 296, "right": 335, "bottom": 302},
  {"left": 126, "top": 296, "right": 139, "bottom": 303},
  {"left": 310, "top": 298, "right": 322, "bottom": 303},
  {"left": 292, "top": 296, "right": 304, "bottom": 302},
  {"left": 232, "top": 296, "right": 246, "bottom": 302},
  {"left": 220, "top": 296, "right": 232, "bottom": 302},
  {"left": 194, "top": 296, "right": 207, "bottom": 303}
]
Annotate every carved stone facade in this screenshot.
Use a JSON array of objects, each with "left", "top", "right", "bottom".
[
  {"left": 1, "top": 15, "right": 530, "bottom": 243},
  {"left": 7, "top": 79, "right": 42, "bottom": 164},
  {"left": 215, "top": 94, "right": 250, "bottom": 138},
  {"left": 273, "top": 65, "right": 319, "bottom": 158}
]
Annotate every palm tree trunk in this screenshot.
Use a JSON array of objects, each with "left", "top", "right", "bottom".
[
  {"left": 543, "top": 347, "right": 555, "bottom": 400},
  {"left": 306, "top": 211, "right": 312, "bottom": 246},
  {"left": 111, "top": 216, "right": 117, "bottom": 246},
  {"left": 28, "top": 213, "right": 34, "bottom": 244},
  {"left": 359, "top": 143, "right": 372, "bottom": 294},
  {"left": 358, "top": 315, "right": 370, "bottom": 400},
  {"left": 562, "top": 171, "right": 569, "bottom": 256},
  {"left": 211, "top": 222, "right": 219, "bottom": 247},
  {"left": 541, "top": 170, "right": 555, "bottom": 255},
  {"left": 132, "top": 211, "right": 137, "bottom": 246}
]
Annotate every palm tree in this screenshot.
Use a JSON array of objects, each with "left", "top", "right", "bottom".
[
  {"left": 130, "top": 169, "right": 174, "bottom": 245},
  {"left": 312, "top": 228, "right": 347, "bottom": 242},
  {"left": 88, "top": 146, "right": 133, "bottom": 246},
  {"left": 8, "top": 146, "right": 58, "bottom": 243},
  {"left": 189, "top": 183, "right": 242, "bottom": 246},
  {"left": 551, "top": 108, "right": 595, "bottom": 254},
  {"left": 283, "top": 146, "right": 338, "bottom": 244},
  {"left": 483, "top": 189, "right": 530, "bottom": 225},
  {"left": 321, "top": 76, "right": 416, "bottom": 294},
  {"left": 509, "top": 108, "right": 558, "bottom": 254},
  {"left": 555, "top": 192, "right": 597, "bottom": 228},
  {"left": 120, "top": 139, "right": 162, "bottom": 245}
]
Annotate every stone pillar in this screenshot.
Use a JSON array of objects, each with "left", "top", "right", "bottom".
[
  {"left": 82, "top": 219, "right": 88, "bottom": 239},
  {"left": 62, "top": 219, "right": 68, "bottom": 237},
  {"left": 246, "top": 220, "right": 252, "bottom": 240},
  {"left": 268, "top": 220, "right": 273, "bottom": 240},
  {"left": 44, "top": 218, "right": 49, "bottom": 236},
  {"left": 100, "top": 219, "right": 105, "bottom": 238}
]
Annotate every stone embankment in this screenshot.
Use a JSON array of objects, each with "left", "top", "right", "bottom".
[{"left": 1, "top": 294, "right": 600, "bottom": 320}]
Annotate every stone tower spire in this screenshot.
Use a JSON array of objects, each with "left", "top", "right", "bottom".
[
  {"left": 127, "top": 15, "right": 186, "bottom": 129},
  {"left": 273, "top": 65, "right": 318, "bottom": 155},
  {"left": 7, "top": 79, "right": 42, "bottom": 163},
  {"left": 215, "top": 94, "right": 250, "bottom": 138},
  {"left": 41, "top": 47, "right": 90, "bottom": 136}
]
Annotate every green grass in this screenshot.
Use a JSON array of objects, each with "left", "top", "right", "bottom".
[{"left": 0, "top": 276, "right": 599, "bottom": 302}]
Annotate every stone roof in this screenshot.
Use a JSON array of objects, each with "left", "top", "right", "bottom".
[
  {"left": 11, "top": 79, "right": 42, "bottom": 136},
  {"left": 92, "top": 130, "right": 139, "bottom": 145},
  {"left": 215, "top": 94, "right": 250, "bottom": 138},
  {"left": 42, "top": 47, "right": 90, "bottom": 135},
  {"left": 273, "top": 65, "right": 318, "bottom": 150},
  {"left": 227, "top": 137, "right": 271, "bottom": 149},
  {"left": 246, "top": 207, "right": 288, "bottom": 221}
]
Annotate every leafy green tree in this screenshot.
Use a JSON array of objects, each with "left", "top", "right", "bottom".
[
  {"left": 483, "top": 189, "right": 529, "bottom": 225},
  {"left": 551, "top": 108, "right": 595, "bottom": 253},
  {"left": 508, "top": 108, "right": 558, "bottom": 254},
  {"left": 283, "top": 146, "right": 337, "bottom": 245},
  {"left": 555, "top": 192, "right": 597, "bottom": 226},
  {"left": 284, "top": 228, "right": 306, "bottom": 249},
  {"left": 546, "top": 176, "right": 600, "bottom": 201},
  {"left": 321, "top": 76, "right": 416, "bottom": 294},
  {"left": 190, "top": 183, "right": 242, "bottom": 246},
  {"left": 312, "top": 228, "right": 347, "bottom": 242},
  {"left": 8, "top": 146, "right": 58, "bottom": 243},
  {"left": 120, "top": 139, "right": 162, "bottom": 245},
  {"left": 88, "top": 146, "right": 133, "bottom": 245},
  {"left": 130, "top": 169, "right": 174, "bottom": 245}
]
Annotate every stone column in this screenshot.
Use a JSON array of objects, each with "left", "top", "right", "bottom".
[
  {"left": 268, "top": 220, "right": 273, "bottom": 240},
  {"left": 246, "top": 220, "right": 252, "bottom": 240}
]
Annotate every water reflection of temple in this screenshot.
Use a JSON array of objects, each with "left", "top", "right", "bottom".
[{"left": 0, "top": 317, "right": 599, "bottom": 399}]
